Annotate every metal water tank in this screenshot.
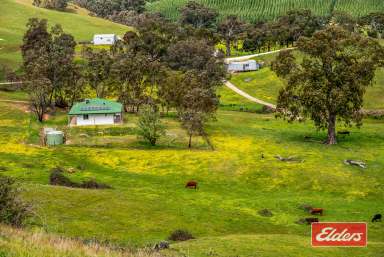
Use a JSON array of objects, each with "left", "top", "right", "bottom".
[{"left": 46, "top": 131, "right": 64, "bottom": 146}]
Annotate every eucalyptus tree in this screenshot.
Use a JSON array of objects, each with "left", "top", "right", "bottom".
[
  {"left": 180, "top": 1, "right": 218, "bottom": 30},
  {"left": 166, "top": 39, "right": 225, "bottom": 148},
  {"left": 218, "top": 15, "right": 246, "bottom": 56},
  {"left": 272, "top": 26, "right": 384, "bottom": 144},
  {"left": 83, "top": 48, "right": 113, "bottom": 98}
]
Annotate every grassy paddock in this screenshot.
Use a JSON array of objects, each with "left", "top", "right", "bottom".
[
  {"left": 0, "top": 90, "right": 383, "bottom": 256},
  {"left": 230, "top": 54, "right": 384, "bottom": 110}
]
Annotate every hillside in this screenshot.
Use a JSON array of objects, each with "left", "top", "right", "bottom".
[
  {"left": 0, "top": 1, "right": 384, "bottom": 256},
  {"left": 0, "top": 0, "right": 129, "bottom": 70},
  {"left": 229, "top": 67, "right": 384, "bottom": 110},
  {"left": 0, "top": 87, "right": 383, "bottom": 256},
  {"left": 147, "top": 0, "right": 384, "bottom": 22}
]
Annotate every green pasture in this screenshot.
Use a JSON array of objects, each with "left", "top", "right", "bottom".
[
  {"left": 0, "top": 0, "right": 129, "bottom": 70},
  {"left": 0, "top": 88, "right": 383, "bottom": 256},
  {"left": 230, "top": 56, "right": 384, "bottom": 110}
]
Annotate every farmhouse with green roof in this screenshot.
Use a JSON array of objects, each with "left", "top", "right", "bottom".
[{"left": 68, "top": 98, "right": 123, "bottom": 126}]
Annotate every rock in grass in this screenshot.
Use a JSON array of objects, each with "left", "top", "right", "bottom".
[
  {"left": 258, "top": 209, "right": 273, "bottom": 217},
  {"left": 67, "top": 167, "right": 76, "bottom": 173},
  {"left": 244, "top": 77, "right": 253, "bottom": 82},
  {"left": 274, "top": 155, "right": 303, "bottom": 162},
  {"left": 153, "top": 241, "right": 169, "bottom": 250},
  {"left": 50, "top": 168, "right": 79, "bottom": 188}
]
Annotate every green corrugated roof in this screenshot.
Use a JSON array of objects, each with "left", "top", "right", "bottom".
[{"left": 68, "top": 98, "right": 122, "bottom": 115}]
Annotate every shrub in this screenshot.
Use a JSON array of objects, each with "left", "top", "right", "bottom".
[
  {"left": 0, "top": 176, "right": 32, "bottom": 227},
  {"left": 49, "top": 168, "right": 111, "bottom": 189},
  {"left": 33, "top": 0, "right": 68, "bottom": 11},
  {"left": 81, "top": 179, "right": 111, "bottom": 189},
  {"left": 258, "top": 208, "right": 273, "bottom": 217},
  {"left": 168, "top": 229, "right": 194, "bottom": 241}
]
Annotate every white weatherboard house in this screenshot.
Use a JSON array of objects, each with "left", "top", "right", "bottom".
[
  {"left": 93, "top": 34, "right": 117, "bottom": 45},
  {"left": 227, "top": 60, "right": 260, "bottom": 72},
  {"left": 68, "top": 98, "right": 123, "bottom": 126}
]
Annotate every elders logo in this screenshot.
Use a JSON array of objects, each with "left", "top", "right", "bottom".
[{"left": 311, "top": 222, "right": 367, "bottom": 247}]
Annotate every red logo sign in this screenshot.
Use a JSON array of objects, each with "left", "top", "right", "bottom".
[{"left": 311, "top": 222, "right": 367, "bottom": 247}]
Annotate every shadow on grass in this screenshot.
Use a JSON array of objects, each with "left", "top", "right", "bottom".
[{"left": 65, "top": 140, "right": 213, "bottom": 151}]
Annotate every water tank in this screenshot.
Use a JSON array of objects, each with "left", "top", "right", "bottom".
[{"left": 46, "top": 131, "right": 64, "bottom": 146}]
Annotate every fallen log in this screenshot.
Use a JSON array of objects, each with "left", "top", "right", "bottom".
[
  {"left": 344, "top": 160, "right": 366, "bottom": 169},
  {"left": 274, "top": 155, "right": 302, "bottom": 162}
]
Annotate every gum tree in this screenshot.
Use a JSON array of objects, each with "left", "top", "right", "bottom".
[{"left": 272, "top": 26, "right": 383, "bottom": 144}]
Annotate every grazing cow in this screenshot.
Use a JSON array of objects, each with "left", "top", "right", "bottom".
[
  {"left": 185, "top": 181, "right": 198, "bottom": 189},
  {"left": 310, "top": 208, "right": 324, "bottom": 216},
  {"left": 372, "top": 214, "right": 382, "bottom": 222},
  {"left": 305, "top": 217, "right": 319, "bottom": 224}
]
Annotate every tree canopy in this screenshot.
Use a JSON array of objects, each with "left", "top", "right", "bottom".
[
  {"left": 272, "top": 26, "right": 384, "bottom": 144},
  {"left": 180, "top": 1, "right": 218, "bottom": 29}
]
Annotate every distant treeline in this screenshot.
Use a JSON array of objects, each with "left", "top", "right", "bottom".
[
  {"left": 33, "top": 0, "right": 69, "bottom": 10},
  {"left": 73, "top": 0, "right": 146, "bottom": 17}
]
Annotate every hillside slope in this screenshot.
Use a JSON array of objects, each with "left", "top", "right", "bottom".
[
  {"left": 0, "top": 0, "right": 129, "bottom": 70},
  {"left": 147, "top": 0, "right": 384, "bottom": 22}
]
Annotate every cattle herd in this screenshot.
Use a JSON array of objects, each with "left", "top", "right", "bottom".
[{"left": 184, "top": 181, "right": 381, "bottom": 224}]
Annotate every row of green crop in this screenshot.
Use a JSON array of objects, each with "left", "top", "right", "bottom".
[{"left": 147, "top": 0, "right": 384, "bottom": 22}]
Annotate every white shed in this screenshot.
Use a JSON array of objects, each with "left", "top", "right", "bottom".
[
  {"left": 227, "top": 60, "right": 260, "bottom": 72},
  {"left": 93, "top": 34, "right": 117, "bottom": 45}
]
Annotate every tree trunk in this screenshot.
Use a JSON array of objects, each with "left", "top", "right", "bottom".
[
  {"left": 37, "top": 108, "right": 44, "bottom": 123},
  {"left": 326, "top": 114, "right": 337, "bottom": 145},
  {"left": 225, "top": 39, "right": 231, "bottom": 57},
  {"left": 188, "top": 134, "right": 192, "bottom": 148}
]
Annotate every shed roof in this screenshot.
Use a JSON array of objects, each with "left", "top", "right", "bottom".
[
  {"left": 229, "top": 60, "right": 257, "bottom": 65},
  {"left": 69, "top": 98, "right": 122, "bottom": 115},
  {"left": 93, "top": 34, "right": 116, "bottom": 38}
]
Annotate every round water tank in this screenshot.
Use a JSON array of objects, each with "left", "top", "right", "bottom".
[{"left": 46, "top": 131, "right": 64, "bottom": 146}]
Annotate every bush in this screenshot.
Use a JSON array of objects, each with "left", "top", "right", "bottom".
[
  {"left": 0, "top": 176, "right": 32, "bottom": 227},
  {"left": 258, "top": 208, "right": 273, "bottom": 217},
  {"left": 168, "top": 229, "right": 194, "bottom": 241},
  {"left": 81, "top": 179, "right": 111, "bottom": 189},
  {"left": 49, "top": 168, "right": 111, "bottom": 189},
  {"left": 33, "top": 0, "right": 68, "bottom": 11}
]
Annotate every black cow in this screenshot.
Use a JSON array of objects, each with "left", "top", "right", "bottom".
[{"left": 372, "top": 214, "right": 382, "bottom": 222}]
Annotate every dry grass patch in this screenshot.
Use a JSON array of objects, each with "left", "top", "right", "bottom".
[{"left": 0, "top": 224, "right": 166, "bottom": 257}]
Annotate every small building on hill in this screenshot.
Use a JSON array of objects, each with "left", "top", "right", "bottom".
[
  {"left": 68, "top": 98, "right": 123, "bottom": 126},
  {"left": 93, "top": 34, "right": 117, "bottom": 45},
  {"left": 227, "top": 60, "right": 260, "bottom": 72}
]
